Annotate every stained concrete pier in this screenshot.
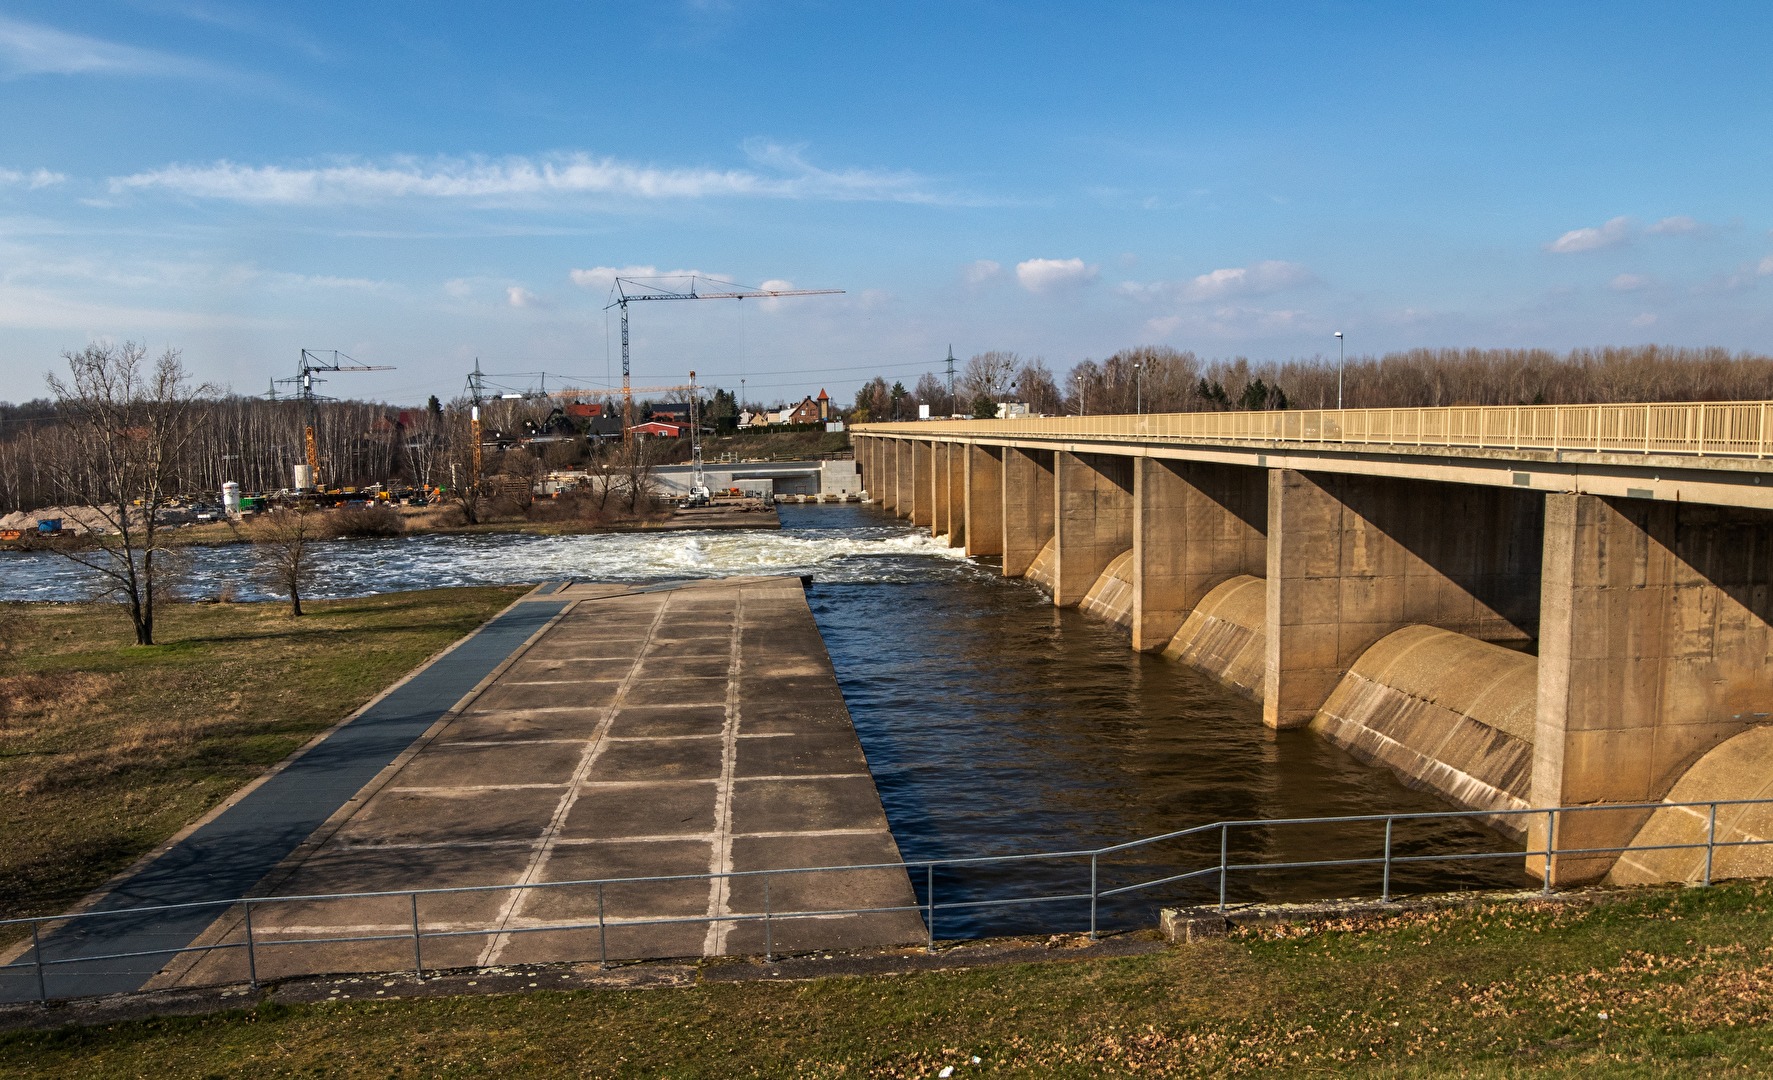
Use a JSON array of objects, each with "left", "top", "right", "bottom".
[{"left": 145, "top": 576, "right": 920, "bottom": 988}]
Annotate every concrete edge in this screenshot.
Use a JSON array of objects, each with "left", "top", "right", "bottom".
[
  {"left": 148, "top": 592, "right": 580, "bottom": 986},
  {"left": 0, "top": 585, "right": 541, "bottom": 968},
  {"left": 1157, "top": 884, "right": 1630, "bottom": 943}
]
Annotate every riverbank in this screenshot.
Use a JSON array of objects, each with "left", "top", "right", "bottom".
[
  {"left": 5, "top": 882, "right": 1772, "bottom": 1075},
  {"left": 0, "top": 589, "right": 525, "bottom": 929}
]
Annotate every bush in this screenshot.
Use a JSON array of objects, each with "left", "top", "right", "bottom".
[{"left": 323, "top": 503, "right": 404, "bottom": 538}]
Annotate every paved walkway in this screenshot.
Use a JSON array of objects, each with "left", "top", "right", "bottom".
[
  {"left": 155, "top": 577, "right": 922, "bottom": 987},
  {"left": 1, "top": 594, "right": 569, "bottom": 1003}
]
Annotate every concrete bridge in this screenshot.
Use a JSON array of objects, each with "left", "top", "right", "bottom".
[{"left": 855, "top": 402, "right": 1773, "bottom": 886}]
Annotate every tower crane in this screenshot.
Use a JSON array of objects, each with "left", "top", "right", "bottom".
[
  {"left": 604, "top": 275, "right": 842, "bottom": 441},
  {"left": 273, "top": 350, "right": 394, "bottom": 491}
]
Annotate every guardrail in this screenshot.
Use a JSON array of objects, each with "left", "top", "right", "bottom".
[
  {"left": 3, "top": 797, "right": 1767, "bottom": 1003},
  {"left": 856, "top": 401, "right": 1773, "bottom": 459}
]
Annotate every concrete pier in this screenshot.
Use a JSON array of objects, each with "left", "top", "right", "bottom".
[{"left": 155, "top": 577, "right": 920, "bottom": 987}]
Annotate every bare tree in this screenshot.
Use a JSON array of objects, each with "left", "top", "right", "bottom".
[
  {"left": 618, "top": 435, "right": 658, "bottom": 513},
  {"left": 246, "top": 503, "right": 321, "bottom": 616},
  {"left": 43, "top": 343, "right": 215, "bottom": 646}
]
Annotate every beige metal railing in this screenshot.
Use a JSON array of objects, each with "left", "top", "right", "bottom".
[{"left": 856, "top": 401, "right": 1773, "bottom": 459}]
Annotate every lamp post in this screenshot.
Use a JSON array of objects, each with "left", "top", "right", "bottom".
[
  {"left": 1076, "top": 375, "right": 1086, "bottom": 416},
  {"left": 1135, "top": 361, "right": 1144, "bottom": 415},
  {"left": 1334, "top": 332, "right": 1345, "bottom": 410}
]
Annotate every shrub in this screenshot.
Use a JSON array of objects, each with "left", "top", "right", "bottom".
[{"left": 324, "top": 503, "right": 404, "bottom": 538}]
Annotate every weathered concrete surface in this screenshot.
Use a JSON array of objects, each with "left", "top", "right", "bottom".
[
  {"left": 1078, "top": 550, "right": 1136, "bottom": 628},
  {"left": 1264, "top": 469, "right": 1542, "bottom": 730},
  {"left": 964, "top": 444, "right": 1004, "bottom": 558},
  {"left": 1053, "top": 452, "right": 1134, "bottom": 607},
  {"left": 1610, "top": 726, "right": 1773, "bottom": 885},
  {"left": 1164, "top": 575, "right": 1267, "bottom": 700},
  {"left": 1133, "top": 458, "right": 1266, "bottom": 652},
  {"left": 1312, "top": 625, "right": 1537, "bottom": 831},
  {"left": 1025, "top": 536, "right": 1059, "bottom": 594},
  {"left": 911, "top": 441, "right": 933, "bottom": 527},
  {"left": 932, "top": 441, "right": 951, "bottom": 539},
  {"left": 1533, "top": 495, "right": 1773, "bottom": 884},
  {"left": 946, "top": 441, "right": 967, "bottom": 549},
  {"left": 154, "top": 577, "right": 920, "bottom": 987},
  {"left": 1002, "top": 447, "right": 1055, "bottom": 578}
]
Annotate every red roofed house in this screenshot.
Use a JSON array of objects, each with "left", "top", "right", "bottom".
[
  {"left": 631, "top": 420, "right": 682, "bottom": 438},
  {"left": 785, "top": 389, "right": 832, "bottom": 425}
]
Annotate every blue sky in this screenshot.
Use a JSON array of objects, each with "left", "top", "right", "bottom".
[{"left": 2, "top": 1, "right": 1771, "bottom": 405}]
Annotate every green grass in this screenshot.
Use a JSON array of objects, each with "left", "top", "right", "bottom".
[
  {"left": 0, "top": 588, "right": 526, "bottom": 927},
  {"left": 7, "top": 884, "right": 1773, "bottom": 1076}
]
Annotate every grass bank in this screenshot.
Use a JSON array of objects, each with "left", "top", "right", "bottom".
[
  {"left": 0, "top": 588, "right": 525, "bottom": 926},
  {"left": 7, "top": 884, "right": 1773, "bottom": 1076}
]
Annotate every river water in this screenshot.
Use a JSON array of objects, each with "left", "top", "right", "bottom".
[{"left": 0, "top": 505, "right": 1522, "bottom": 934}]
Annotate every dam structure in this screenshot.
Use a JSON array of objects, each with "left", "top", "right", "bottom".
[{"left": 855, "top": 402, "right": 1773, "bottom": 887}]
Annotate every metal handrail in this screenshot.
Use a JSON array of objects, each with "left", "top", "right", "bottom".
[
  {"left": 6, "top": 795, "right": 1772, "bottom": 1003},
  {"left": 854, "top": 400, "right": 1773, "bottom": 460}
]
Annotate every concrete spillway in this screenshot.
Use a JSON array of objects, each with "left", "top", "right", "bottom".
[
  {"left": 1078, "top": 550, "right": 1135, "bottom": 628},
  {"left": 1163, "top": 575, "right": 1267, "bottom": 701}
]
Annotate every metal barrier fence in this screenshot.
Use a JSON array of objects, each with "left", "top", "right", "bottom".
[
  {"left": 3, "top": 797, "right": 1769, "bottom": 1003},
  {"left": 855, "top": 400, "right": 1773, "bottom": 459}
]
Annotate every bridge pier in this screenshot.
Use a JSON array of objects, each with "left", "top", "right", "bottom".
[
  {"left": 1132, "top": 459, "right": 1267, "bottom": 652},
  {"left": 1263, "top": 469, "right": 1542, "bottom": 730},
  {"left": 1002, "top": 447, "right": 1054, "bottom": 578},
  {"left": 894, "top": 440, "right": 912, "bottom": 516},
  {"left": 1053, "top": 452, "right": 1134, "bottom": 607},
  {"left": 910, "top": 441, "right": 933, "bottom": 526},
  {"left": 964, "top": 445, "right": 1003, "bottom": 558},
  {"left": 946, "top": 443, "right": 967, "bottom": 548},
  {"left": 1533, "top": 494, "right": 1773, "bottom": 884}
]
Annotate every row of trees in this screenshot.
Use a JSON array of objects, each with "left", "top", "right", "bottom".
[{"left": 850, "top": 344, "right": 1773, "bottom": 420}]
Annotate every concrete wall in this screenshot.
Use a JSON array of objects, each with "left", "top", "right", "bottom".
[
  {"left": 1003, "top": 448, "right": 1055, "bottom": 578},
  {"left": 1133, "top": 458, "right": 1267, "bottom": 652},
  {"left": 1264, "top": 469, "right": 1543, "bottom": 731},
  {"left": 965, "top": 445, "right": 1004, "bottom": 558},
  {"left": 1079, "top": 549, "right": 1136, "bottom": 628},
  {"left": 932, "top": 441, "right": 951, "bottom": 538},
  {"left": 946, "top": 442, "right": 967, "bottom": 549},
  {"left": 1053, "top": 452, "right": 1134, "bottom": 607},
  {"left": 1164, "top": 575, "right": 1268, "bottom": 700},
  {"left": 911, "top": 441, "right": 933, "bottom": 527},
  {"left": 1534, "top": 495, "right": 1773, "bottom": 883}
]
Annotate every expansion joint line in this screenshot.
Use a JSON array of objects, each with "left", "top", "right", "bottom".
[
  {"left": 701, "top": 589, "right": 747, "bottom": 956},
  {"left": 475, "top": 595, "right": 672, "bottom": 968}
]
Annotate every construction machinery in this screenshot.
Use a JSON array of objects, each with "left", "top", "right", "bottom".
[{"left": 273, "top": 350, "right": 394, "bottom": 491}]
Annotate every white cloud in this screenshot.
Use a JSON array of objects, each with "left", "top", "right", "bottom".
[
  {"left": 506, "top": 285, "right": 537, "bottom": 308},
  {"left": 0, "top": 15, "right": 220, "bottom": 79},
  {"left": 1647, "top": 215, "right": 1703, "bottom": 235},
  {"left": 1547, "top": 216, "right": 1631, "bottom": 253},
  {"left": 1759, "top": 256, "right": 1773, "bottom": 277},
  {"left": 0, "top": 167, "right": 66, "bottom": 188},
  {"left": 1015, "top": 257, "right": 1097, "bottom": 292},
  {"left": 443, "top": 278, "right": 473, "bottom": 298},
  {"left": 1630, "top": 313, "right": 1658, "bottom": 327},
  {"left": 1609, "top": 273, "right": 1653, "bottom": 292},
  {"left": 568, "top": 265, "right": 709, "bottom": 291},
  {"left": 109, "top": 146, "right": 956, "bottom": 207},
  {"left": 962, "top": 259, "right": 1001, "bottom": 285},
  {"left": 1120, "top": 260, "right": 1312, "bottom": 304}
]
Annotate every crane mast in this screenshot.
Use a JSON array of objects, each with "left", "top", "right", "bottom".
[{"left": 273, "top": 349, "right": 394, "bottom": 491}]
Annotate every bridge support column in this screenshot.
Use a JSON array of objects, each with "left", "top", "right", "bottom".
[
  {"left": 1132, "top": 459, "right": 1267, "bottom": 652},
  {"left": 933, "top": 442, "right": 952, "bottom": 538},
  {"left": 1532, "top": 495, "right": 1773, "bottom": 884},
  {"left": 1263, "top": 469, "right": 1542, "bottom": 730},
  {"left": 1002, "top": 448, "right": 1054, "bottom": 577},
  {"left": 896, "top": 441, "right": 914, "bottom": 518},
  {"left": 946, "top": 443, "right": 966, "bottom": 548},
  {"left": 911, "top": 441, "right": 933, "bottom": 527},
  {"left": 1053, "top": 452, "right": 1134, "bottom": 607},
  {"left": 965, "top": 445, "right": 1003, "bottom": 558}
]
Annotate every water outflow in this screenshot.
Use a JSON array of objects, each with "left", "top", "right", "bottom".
[{"left": 0, "top": 505, "right": 1523, "bottom": 935}]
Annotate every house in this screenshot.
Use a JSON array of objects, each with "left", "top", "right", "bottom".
[
  {"left": 631, "top": 420, "right": 683, "bottom": 438},
  {"left": 648, "top": 402, "right": 692, "bottom": 424},
  {"left": 564, "top": 402, "right": 605, "bottom": 422},
  {"left": 784, "top": 389, "right": 831, "bottom": 425}
]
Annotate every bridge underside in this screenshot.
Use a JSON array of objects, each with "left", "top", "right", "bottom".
[{"left": 856, "top": 430, "right": 1773, "bottom": 887}]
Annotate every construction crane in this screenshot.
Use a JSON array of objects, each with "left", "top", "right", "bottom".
[
  {"left": 273, "top": 350, "right": 394, "bottom": 490},
  {"left": 604, "top": 275, "right": 842, "bottom": 441}
]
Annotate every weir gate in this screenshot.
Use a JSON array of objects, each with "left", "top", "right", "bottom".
[{"left": 855, "top": 402, "right": 1773, "bottom": 887}]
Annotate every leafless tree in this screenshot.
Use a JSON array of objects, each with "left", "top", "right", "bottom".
[
  {"left": 43, "top": 343, "right": 215, "bottom": 645},
  {"left": 617, "top": 435, "right": 658, "bottom": 513},
  {"left": 246, "top": 503, "right": 321, "bottom": 616}
]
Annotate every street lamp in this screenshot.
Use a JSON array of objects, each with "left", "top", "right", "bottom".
[
  {"left": 1334, "top": 332, "right": 1345, "bottom": 411},
  {"left": 1076, "top": 375, "right": 1086, "bottom": 416},
  {"left": 1135, "top": 361, "right": 1144, "bottom": 415}
]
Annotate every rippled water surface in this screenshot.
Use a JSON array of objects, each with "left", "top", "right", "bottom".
[{"left": 0, "top": 505, "right": 1522, "bottom": 934}]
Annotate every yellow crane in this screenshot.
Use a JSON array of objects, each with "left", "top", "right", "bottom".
[{"left": 274, "top": 350, "right": 394, "bottom": 491}]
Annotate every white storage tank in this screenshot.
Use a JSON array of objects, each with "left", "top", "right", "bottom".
[
  {"left": 293, "top": 464, "right": 314, "bottom": 490},
  {"left": 221, "top": 481, "right": 242, "bottom": 515}
]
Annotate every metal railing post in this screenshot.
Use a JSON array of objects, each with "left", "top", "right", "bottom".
[
  {"left": 763, "top": 876, "right": 774, "bottom": 962},
  {"left": 31, "top": 922, "right": 46, "bottom": 1003},
  {"left": 1089, "top": 854, "right": 1099, "bottom": 939},
  {"left": 1217, "top": 824, "right": 1229, "bottom": 913},
  {"left": 244, "top": 901, "right": 259, "bottom": 989},
  {"left": 597, "top": 883, "right": 608, "bottom": 970},
  {"left": 1542, "top": 809, "right": 1556, "bottom": 895},
  {"left": 1381, "top": 818, "right": 1394, "bottom": 903},
  {"left": 1705, "top": 802, "right": 1719, "bottom": 887},
  {"left": 925, "top": 864, "right": 936, "bottom": 953},
  {"left": 410, "top": 893, "right": 423, "bottom": 979}
]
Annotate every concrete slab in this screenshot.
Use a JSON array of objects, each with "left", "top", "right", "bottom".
[{"left": 149, "top": 577, "right": 919, "bottom": 991}]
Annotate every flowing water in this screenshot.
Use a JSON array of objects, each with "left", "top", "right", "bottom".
[{"left": 0, "top": 505, "right": 1522, "bottom": 935}]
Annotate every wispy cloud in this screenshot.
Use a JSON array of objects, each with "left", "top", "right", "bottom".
[
  {"left": 1546, "top": 216, "right": 1631, "bottom": 253},
  {"left": 0, "top": 168, "right": 65, "bottom": 188},
  {"left": 506, "top": 285, "right": 539, "bottom": 308},
  {"left": 1759, "top": 256, "right": 1773, "bottom": 277},
  {"left": 962, "top": 259, "right": 1001, "bottom": 285},
  {"left": 1609, "top": 273, "right": 1653, "bottom": 292},
  {"left": 109, "top": 145, "right": 962, "bottom": 207},
  {"left": 568, "top": 265, "right": 711, "bottom": 291},
  {"left": 1647, "top": 215, "right": 1704, "bottom": 236},
  {"left": 1015, "top": 257, "right": 1097, "bottom": 292},
  {"left": 0, "top": 15, "right": 222, "bottom": 79},
  {"left": 1120, "top": 260, "right": 1312, "bottom": 303}
]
